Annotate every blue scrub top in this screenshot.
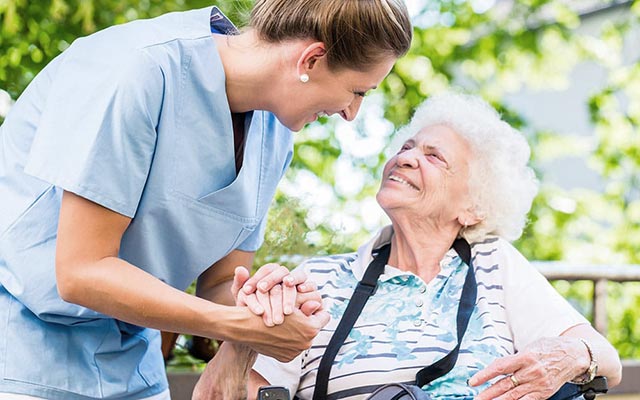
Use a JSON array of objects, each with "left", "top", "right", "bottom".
[{"left": 0, "top": 6, "right": 293, "bottom": 399}]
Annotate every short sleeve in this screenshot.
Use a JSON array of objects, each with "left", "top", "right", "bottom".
[
  {"left": 237, "top": 215, "right": 269, "bottom": 252},
  {"left": 24, "top": 41, "right": 163, "bottom": 218},
  {"left": 501, "top": 241, "right": 589, "bottom": 350},
  {"left": 252, "top": 353, "right": 303, "bottom": 395}
]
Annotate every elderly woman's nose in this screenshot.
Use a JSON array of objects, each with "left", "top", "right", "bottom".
[{"left": 397, "top": 148, "right": 420, "bottom": 167}]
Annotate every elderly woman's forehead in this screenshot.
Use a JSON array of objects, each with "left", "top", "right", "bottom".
[{"left": 411, "top": 124, "right": 465, "bottom": 143}]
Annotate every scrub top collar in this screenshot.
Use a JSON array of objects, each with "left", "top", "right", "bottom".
[{"left": 210, "top": 6, "right": 238, "bottom": 35}]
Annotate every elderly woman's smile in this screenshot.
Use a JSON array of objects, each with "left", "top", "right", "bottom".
[
  {"left": 388, "top": 174, "right": 420, "bottom": 191},
  {"left": 377, "top": 124, "right": 473, "bottom": 228}
]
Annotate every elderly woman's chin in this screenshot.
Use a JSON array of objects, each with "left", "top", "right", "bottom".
[
  {"left": 375, "top": 175, "right": 420, "bottom": 207},
  {"left": 375, "top": 189, "right": 404, "bottom": 216}
]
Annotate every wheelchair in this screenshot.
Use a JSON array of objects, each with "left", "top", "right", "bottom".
[
  {"left": 254, "top": 377, "right": 610, "bottom": 400},
  {"left": 550, "top": 377, "right": 608, "bottom": 400}
]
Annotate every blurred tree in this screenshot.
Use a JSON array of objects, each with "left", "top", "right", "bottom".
[
  {"left": 0, "top": 0, "right": 252, "bottom": 100},
  {"left": 1, "top": 0, "right": 639, "bottom": 357}
]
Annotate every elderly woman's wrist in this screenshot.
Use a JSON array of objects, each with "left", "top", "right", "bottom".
[
  {"left": 217, "top": 341, "right": 259, "bottom": 393},
  {"left": 225, "top": 341, "right": 259, "bottom": 367},
  {"left": 569, "top": 338, "right": 598, "bottom": 383}
]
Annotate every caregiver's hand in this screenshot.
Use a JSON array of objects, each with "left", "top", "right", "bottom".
[
  {"left": 192, "top": 265, "right": 326, "bottom": 400},
  {"left": 233, "top": 265, "right": 323, "bottom": 326},
  {"left": 469, "top": 337, "right": 590, "bottom": 400}
]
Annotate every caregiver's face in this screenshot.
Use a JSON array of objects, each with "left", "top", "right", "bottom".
[
  {"left": 376, "top": 124, "right": 473, "bottom": 222},
  {"left": 275, "top": 55, "right": 397, "bottom": 132}
]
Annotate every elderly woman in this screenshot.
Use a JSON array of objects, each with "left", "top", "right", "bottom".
[{"left": 209, "top": 92, "right": 622, "bottom": 399}]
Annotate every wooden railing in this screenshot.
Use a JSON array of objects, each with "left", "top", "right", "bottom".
[
  {"left": 534, "top": 262, "right": 640, "bottom": 396},
  {"left": 534, "top": 262, "right": 640, "bottom": 335}
]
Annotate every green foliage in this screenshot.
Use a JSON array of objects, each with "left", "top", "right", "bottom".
[
  {"left": 2, "top": 0, "right": 639, "bottom": 360},
  {"left": 165, "top": 341, "right": 209, "bottom": 373},
  {"left": 0, "top": 0, "right": 252, "bottom": 98},
  {"left": 552, "top": 280, "right": 640, "bottom": 359},
  {"left": 607, "top": 282, "right": 640, "bottom": 358},
  {"left": 255, "top": 193, "right": 353, "bottom": 269},
  {"left": 294, "top": 0, "right": 640, "bottom": 358}
]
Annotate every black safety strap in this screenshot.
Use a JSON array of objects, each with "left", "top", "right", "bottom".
[
  {"left": 313, "top": 238, "right": 476, "bottom": 399},
  {"left": 313, "top": 243, "right": 391, "bottom": 400},
  {"left": 415, "top": 238, "right": 476, "bottom": 386}
]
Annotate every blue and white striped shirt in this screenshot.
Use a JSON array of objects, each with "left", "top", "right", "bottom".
[{"left": 253, "top": 226, "right": 587, "bottom": 400}]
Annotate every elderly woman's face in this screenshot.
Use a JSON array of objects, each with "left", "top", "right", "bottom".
[{"left": 376, "top": 124, "right": 473, "bottom": 224}]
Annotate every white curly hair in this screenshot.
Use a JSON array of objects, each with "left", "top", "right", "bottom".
[{"left": 388, "top": 91, "right": 539, "bottom": 242}]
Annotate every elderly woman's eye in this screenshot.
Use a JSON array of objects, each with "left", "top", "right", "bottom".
[{"left": 426, "top": 153, "right": 446, "bottom": 163}]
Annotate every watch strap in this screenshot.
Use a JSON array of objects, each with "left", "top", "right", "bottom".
[{"left": 569, "top": 338, "right": 598, "bottom": 384}]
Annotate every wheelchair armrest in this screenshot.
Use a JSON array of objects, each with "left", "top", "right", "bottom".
[
  {"left": 549, "top": 376, "right": 608, "bottom": 400},
  {"left": 580, "top": 376, "right": 608, "bottom": 400}
]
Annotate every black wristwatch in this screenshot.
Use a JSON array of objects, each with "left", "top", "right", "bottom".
[{"left": 570, "top": 338, "right": 598, "bottom": 384}]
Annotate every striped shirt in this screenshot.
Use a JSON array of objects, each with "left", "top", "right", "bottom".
[{"left": 253, "top": 226, "right": 588, "bottom": 400}]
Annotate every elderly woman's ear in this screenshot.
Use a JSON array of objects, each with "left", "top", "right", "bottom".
[{"left": 457, "top": 209, "right": 482, "bottom": 228}]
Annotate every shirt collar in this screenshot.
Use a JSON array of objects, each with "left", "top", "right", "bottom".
[{"left": 353, "top": 225, "right": 462, "bottom": 282}]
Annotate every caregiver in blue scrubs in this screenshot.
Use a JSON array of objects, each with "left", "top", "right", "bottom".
[{"left": 0, "top": 1, "right": 412, "bottom": 399}]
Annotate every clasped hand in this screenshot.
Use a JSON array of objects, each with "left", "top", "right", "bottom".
[
  {"left": 191, "top": 264, "right": 327, "bottom": 400},
  {"left": 232, "top": 263, "right": 324, "bottom": 326}
]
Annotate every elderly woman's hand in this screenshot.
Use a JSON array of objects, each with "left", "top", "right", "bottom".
[
  {"left": 231, "top": 265, "right": 323, "bottom": 327},
  {"left": 469, "top": 336, "right": 591, "bottom": 400}
]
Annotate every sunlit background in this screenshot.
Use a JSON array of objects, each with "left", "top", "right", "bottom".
[{"left": 1, "top": 0, "right": 639, "bottom": 359}]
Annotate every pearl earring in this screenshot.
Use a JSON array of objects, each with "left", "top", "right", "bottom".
[{"left": 299, "top": 73, "right": 309, "bottom": 83}]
